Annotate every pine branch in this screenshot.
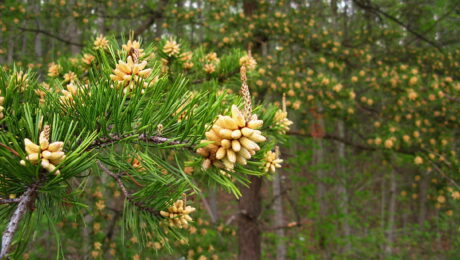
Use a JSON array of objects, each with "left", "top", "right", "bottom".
[
  {"left": 0, "top": 143, "right": 20, "bottom": 157},
  {"left": 97, "top": 161, "right": 161, "bottom": 217},
  {"left": 0, "top": 198, "right": 20, "bottom": 204},
  {"left": 17, "top": 27, "right": 84, "bottom": 47},
  {"left": 87, "top": 133, "right": 193, "bottom": 151},
  {"left": 352, "top": 0, "right": 443, "bottom": 51},
  {"left": 0, "top": 184, "right": 38, "bottom": 258},
  {"left": 287, "top": 130, "right": 376, "bottom": 152}
]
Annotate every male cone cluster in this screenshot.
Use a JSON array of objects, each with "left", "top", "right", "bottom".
[
  {"left": 197, "top": 105, "right": 266, "bottom": 170},
  {"left": 263, "top": 151, "right": 283, "bottom": 173},
  {"left": 163, "top": 38, "right": 181, "bottom": 57},
  {"left": 20, "top": 125, "right": 65, "bottom": 175},
  {"left": 60, "top": 83, "right": 82, "bottom": 105},
  {"left": 110, "top": 56, "right": 152, "bottom": 94},
  {"left": 160, "top": 199, "right": 196, "bottom": 229},
  {"left": 274, "top": 109, "right": 293, "bottom": 134}
]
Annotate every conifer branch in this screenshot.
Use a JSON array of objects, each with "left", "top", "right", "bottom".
[
  {"left": 97, "top": 161, "right": 161, "bottom": 217},
  {"left": 0, "top": 184, "right": 38, "bottom": 258},
  {"left": 0, "top": 198, "right": 20, "bottom": 204},
  {"left": 0, "top": 143, "right": 20, "bottom": 157},
  {"left": 17, "top": 27, "right": 84, "bottom": 47},
  {"left": 87, "top": 133, "right": 192, "bottom": 151}
]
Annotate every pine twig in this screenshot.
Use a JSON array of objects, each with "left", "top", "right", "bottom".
[
  {"left": 0, "top": 198, "right": 21, "bottom": 204},
  {"left": 97, "top": 161, "right": 161, "bottom": 217},
  {"left": 0, "top": 143, "right": 20, "bottom": 157},
  {"left": 17, "top": 27, "right": 83, "bottom": 47},
  {"left": 0, "top": 184, "right": 37, "bottom": 258},
  {"left": 87, "top": 133, "right": 192, "bottom": 151}
]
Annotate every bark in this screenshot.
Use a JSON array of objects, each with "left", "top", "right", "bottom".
[
  {"left": 7, "top": 33, "right": 14, "bottom": 64},
  {"left": 384, "top": 170, "right": 397, "bottom": 256},
  {"left": 68, "top": 0, "right": 82, "bottom": 55},
  {"left": 238, "top": 175, "right": 263, "bottom": 260},
  {"left": 237, "top": 2, "right": 265, "bottom": 259},
  {"left": 208, "top": 188, "right": 219, "bottom": 223},
  {"left": 336, "top": 121, "right": 351, "bottom": 252},
  {"left": 380, "top": 172, "right": 386, "bottom": 253},
  {"left": 0, "top": 185, "right": 37, "bottom": 258},
  {"left": 272, "top": 171, "right": 286, "bottom": 260},
  {"left": 154, "top": 0, "right": 169, "bottom": 39},
  {"left": 314, "top": 114, "right": 328, "bottom": 255},
  {"left": 418, "top": 171, "right": 429, "bottom": 225}
]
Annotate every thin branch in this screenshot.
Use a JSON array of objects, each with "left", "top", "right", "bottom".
[
  {"left": 264, "top": 221, "right": 302, "bottom": 231},
  {"left": 1, "top": 184, "right": 37, "bottom": 258},
  {"left": 263, "top": 187, "right": 291, "bottom": 212},
  {"left": 87, "top": 133, "right": 192, "bottom": 151},
  {"left": 431, "top": 162, "right": 460, "bottom": 190},
  {"left": 133, "top": 11, "right": 162, "bottom": 38},
  {"left": 287, "top": 130, "right": 376, "bottom": 152},
  {"left": 284, "top": 191, "right": 302, "bottom": 229},
  {"left": 225, "top": 212, "right": 239, "bottom": 226},
  {"left": 352, "top": 0, "right": 443, "bottom": 51},
  {"left": 0, "top": 143, "right": 20, "bottom": 157},
  {"left": 122, "top": 172, "right": 144, "bottom": 187},
  {"left": 443, "top": 93, "right": 460, "bottom": 103},
  {"left": 0, "top": 198, "right": 20, "bottom": 204},
  {"left": 288, "top": 130, "right": 418, "bottom": 156},
  {"left": 198, "top": 192, "right": 217, "bottom": 224},
  {"left": 17, "top": 27, "right": 84, "bottom": 47},
  {"left": 97, "top": 161, "right": 161, "bottom": 217}
]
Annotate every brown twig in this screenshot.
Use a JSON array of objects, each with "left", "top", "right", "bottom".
[
  {"left": 17, "top": 27, "right": 83, "bottom": 47},
  {"left": 0, "top": 143, "right": 20, "bottom": 157},
  {"left": 287, "top": 130, "right": 376, "bottom": 152},
  {"left": 97, "top": 161, "right": 160, "bottom": 217},
  {"left": 87, "top": 133, "right": 192, "bottom": 151},
  {"left": 122, "top": 172, "right": 144, "bottom": 188},
  {"left": 352, "top": 0, "right": 443, "bottom": 51},
  {"left": 0, "top": 184, "right": 37, "bottom": 258},
  {"left": 0, "top": 198, "right": 21, "bottom": 204},
  {"left": 265, "top": 222, "right": 302, "bottom": 231}
]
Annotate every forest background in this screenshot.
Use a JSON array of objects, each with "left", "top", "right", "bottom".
[{"left": 1, "top": 0, "right": 460, "bottom": 259}]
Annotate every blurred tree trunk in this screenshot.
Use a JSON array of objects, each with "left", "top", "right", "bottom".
[
  {"left": 384, "top": 169, "right": 397, "bottom": 256},
  {"left": 208, "top": 188, "right": 219, "bottom": 223},
  {"left": 68, "top": 0, "right": 81, "bottom": 55},
  {"left": 331, "top": 0, "right": 352, "bottom": 251},
  {"left": 418, "top": 171, "right": 429, "bottom": 225},
  {"left": 314, "top": 113, "right": 328, "bottom": 257},
  {"left": 34, "top": 1, "right": 43, "bottom": 67},
  {"left": 0, "top": 33, "right": 3, "bottom": 64},
  {"left": 237, "top": 1, "right": 265, "bottom": 259},
  {"left": 238, "top": 176, "right": 262, "bottom": 260},
  {"left": 380, "top": 173, "right": 386, "bottom": 254},
  {"left": 7, "top": 33, "right": 14, "bottom": 64},
  {"left": 272, "top": 168, "right": 286, "bottom": 260},
  {"left": 336, "top": 121, "right": 351, "bottom": 252},
  {"left": 155, "top": 0, "right": 169, "bottom": 39}
]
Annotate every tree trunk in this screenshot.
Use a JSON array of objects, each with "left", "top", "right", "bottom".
[
  {"left": 238, "top": 175, "right": 262, "bottom": 260},
  {"left": 237, "top": 1, "right": 264, "bottom": 259},
  {"left": 272, "top": 170, "right": 286, "bottom": 260},
  {"left": 384, "top": 169, "right": 397, "bottom": 256},
  {"left": 418, "top": 171, "right": 429, "bottom": 225},
  {"left": 208, "top": 188, "right": 219, "bottom": 223},
  {"left": 314, "top": 113, "right": 328, "bottom": 256},
  {"left": 7, "top": 32, "right": 15, "bottom": 64},
  {"left": 336, "top": 120, "right": 351, "bottom": 253}
]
